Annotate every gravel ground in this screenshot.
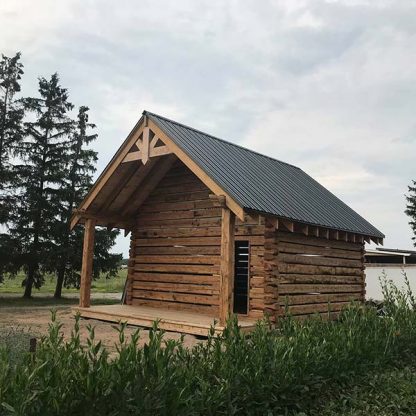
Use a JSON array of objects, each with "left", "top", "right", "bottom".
[{"left": 0, "top": 302, "right": 201, "bottom": 353}]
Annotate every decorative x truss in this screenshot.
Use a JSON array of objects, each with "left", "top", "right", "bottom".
[{"left": 122, "top": 126, "right": 172, "bottom": 164}]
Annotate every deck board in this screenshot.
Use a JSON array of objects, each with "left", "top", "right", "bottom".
[{"left": 73, "top": 304, "right": 257, "bottom": 336}]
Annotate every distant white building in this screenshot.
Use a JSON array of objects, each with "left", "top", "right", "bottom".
[{"left": 365, "top": 248, "right": 416, "bottom": 300}]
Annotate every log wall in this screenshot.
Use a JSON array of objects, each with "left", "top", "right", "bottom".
[
  {"left": 125, "top": 160, "right": 366, "bottom": 321},
  {"left": 126, "top": 161, "right": 265, "bottom": 318},
  {"left": 275, "top": 231, "right": 365, "bottom": 319}
]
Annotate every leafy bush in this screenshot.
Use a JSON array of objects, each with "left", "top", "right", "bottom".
[{"left": 1, "top": 276, "right": 416, "bottom": 415}]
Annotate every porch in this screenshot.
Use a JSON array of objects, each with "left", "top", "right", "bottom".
[{"left": 73, "top": 304, "right": 257, "bottom": 336}]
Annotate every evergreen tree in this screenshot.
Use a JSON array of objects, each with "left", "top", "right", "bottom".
[
  {"left": 11, "top": 73, "right": 73, "bottom": 297},
  {"left": 53, "top": 106, "right": 121, "bottom": 298},
  {"left": 0, "top": 52, "right": 24, "bottom": 212},
  {"left": 406, "top": 180, "right": 416, "bottom": 246},
  {"left": 0, "top": 52, "right": 24, "bottom": 282}
]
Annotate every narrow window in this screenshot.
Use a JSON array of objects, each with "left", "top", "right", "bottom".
[{"left": 233, "top": 240, "right": 249, "bottom": 314}]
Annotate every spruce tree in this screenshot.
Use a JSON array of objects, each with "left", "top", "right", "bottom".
[
  {"left": 0, "top": 52, "right": 24, "bottom": 281},
  {"left": 0, "top": 52, "right": 24, "bottom": 208},
  {"left": 406, "top": 181, "right": 416, "bottom": 246},
  {"left": 53, "top": 106, "right": 121, "bottom": 298},
  {"left": 11, "top": 73, "right": 74, "bottom": 297}
]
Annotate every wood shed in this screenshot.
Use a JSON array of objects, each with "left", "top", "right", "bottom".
[{"left": 71, "top": 111, "right": 384, "bottom": 335}]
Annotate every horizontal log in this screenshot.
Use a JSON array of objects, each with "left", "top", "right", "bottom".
[
  {"left": 135, "top": 245, "right": 221, "bottom": 255},
  {"left": 138, "top": 208, "right": 221, "bottom": 222},
  {"left": 132, "top": 289, "right": 219, "bottom": 305},
  {"left": 131, "top": 297, "right": 216, "bottom": 314},
  {"left": 136, "top": 236, "right": 265, "bottom": 247},
  {"left": 145, "top": 190, "right": 212, "bottom": 204},
  {"left": 285, "top": 302, "right": 351, "bottom": 316},
  {"left": 279, "top": 284, "right": 363, "bottom": 294},
  {"left": 250, "top": 276, "right": 265, "bottom": 287},
  {"left": 278, "top": 273, "right": 363, "bottom": 284},
  {"left": 279, "top": 293, "right": 362, "bottom": 306},
  {"left": 133, "top": 272, "right": 219, "bottom": 285},
  {"left": 140, "top": 199, "right": 214, "bottom": 213},
  {"left": 136, "top": 236, "right": 221, "bottom": 247},
  {"left": 134, "top": 263, "right": 219, "bottom": 274},
  {"left": 136, "top": 225, "right": 264, "bottom": 239},
  {"left": 278, "top": 263, "right": 363, "bottom": 276},
  {"left": 132, "top": 281, "right": 219, "bottom": 295},
  {"left": 236, "top": 236, "right": 265, "bottom": 245},
  {"left": 279, "top": 253, "right": 363, "bottom": 268},
  {"left": 278, "top": 242, "right": 363, "bottom": 260},
  {"left": 134, "top": 255, "right": 220, "bottom": 265},
  {"left": 247, "top": 310, "right": 264, "bottom": 319},
  {"left": 151, "top": 181, "right": 208, "bottom": 196},
  {"left": 288, "top": 311, "right": 341, "bottom": 321},
  {"left": 137, "top": 216, "right": 222, "bottom": 229}
]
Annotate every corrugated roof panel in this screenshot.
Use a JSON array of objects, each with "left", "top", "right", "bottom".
[{"left": 146, "top": 111, "right": 384, "bottom": 238}]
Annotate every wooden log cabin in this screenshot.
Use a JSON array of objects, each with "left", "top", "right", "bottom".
[{"left": 71, "top": 111, "right": 384, "bottom": 336}]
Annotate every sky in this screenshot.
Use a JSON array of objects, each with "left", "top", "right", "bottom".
[{"left": 1, "top": 0, "right": 416, "bottom": 256}]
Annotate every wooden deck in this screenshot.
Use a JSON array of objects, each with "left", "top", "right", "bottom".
[{"left": 73, "top": 304, "right": 257, "bottom": 336}]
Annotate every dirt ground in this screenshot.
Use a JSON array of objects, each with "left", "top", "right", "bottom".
[{"left": 0, "top": 305, "right": 201, "bottom": 353}]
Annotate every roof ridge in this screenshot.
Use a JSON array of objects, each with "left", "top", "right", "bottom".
[{"left": 143, "top": 110, "right": 301, "bottom": 170}]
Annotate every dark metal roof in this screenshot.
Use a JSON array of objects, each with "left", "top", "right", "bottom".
[{"left": 145, "top": 111, "right": 384, "bottom": 239}]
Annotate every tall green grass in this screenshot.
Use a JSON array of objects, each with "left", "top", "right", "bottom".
[{"left": 1, "top": 275, "right": 416, "bottom": 415}]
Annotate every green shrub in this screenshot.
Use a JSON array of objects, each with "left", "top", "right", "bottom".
[
  {"left": 0, "top": 326, "right": 34, "bottom": 366},
  {"left": 1, "top": 276, "right": 416, "bottom": 415}
]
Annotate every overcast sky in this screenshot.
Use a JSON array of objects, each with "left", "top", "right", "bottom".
[{"left": 1, "top": 0, "right": 416, "bottom": 256}]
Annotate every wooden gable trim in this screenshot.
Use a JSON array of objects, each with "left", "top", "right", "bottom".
[
  {"left": 121, "top": 126, "right": 172, "bottom": 164},
  {"left": 147, "top": 118, "right": 245, "bottom": 221},
  {"left": 70, "top": 120, "right": 146, "bottom": 229}
]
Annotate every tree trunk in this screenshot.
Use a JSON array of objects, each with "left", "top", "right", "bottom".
[
  {"left": 23, "top": 264, "right": 35, "bottom": 298},
  {"left": 54, "top": 266, "right": 65, "bottom": 298}
]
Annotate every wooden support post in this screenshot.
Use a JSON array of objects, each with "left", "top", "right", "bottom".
[
  {"left": 219, "top": 207, "right": 235, "bottom": 326},
  {"left": 79, "top": 218, "right": 96, "bottom": 308}
]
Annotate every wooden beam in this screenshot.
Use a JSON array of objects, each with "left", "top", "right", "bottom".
[
  {"left": 209, "top": 194, "right": 226, "bottom": 207},
  {"left": 150, "top": 145, "right": 171, "bottom": 157},
  {"left": 79, "top": 219, "right": 96, "bottom": 308},
  {"left": 281, "top": 219, "right": 294, "bottom": 232},
  {"left": 142, "top": 126, "right": 150, "bottom": 164},
  {"left": 330, "top": 230, "right": 339, "bottom": 240},
  {"left": 265, "top": 216, "right": 279, "bottom": 230},
  {"left": 123, "top": 154, "right": 178, "bottom": 217},
  {"left": 310, "top": 226, "right": 319, "bottom": 237},
  {"left": 148, "top": 118, "right": 245, "bottom": 221},
  {"left": 71, "top": 210, "right": 134, "bottom": 230},
  {"left": 219, "top": 207, "right": 235, "bottom": 325},
  {"left": 106, "top": 160, "right": 157, "bottom": 214},
  {"left": 319, "top": 228, "right": 329, "bottom": 239},
  {"left": 123, "top": 151, "right": 142, "bottom": 163}
]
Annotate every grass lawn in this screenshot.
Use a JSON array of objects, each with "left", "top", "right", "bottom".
[{"left": 0, "top": 268, "right": 127, "bottom": 295}]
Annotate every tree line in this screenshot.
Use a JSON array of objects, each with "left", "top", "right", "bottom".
[{"left": 0, "top": 52, "right": 121, "bottom": 298}]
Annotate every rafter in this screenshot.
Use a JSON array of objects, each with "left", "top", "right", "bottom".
[
  {"left": 71, "top": 209, "right": 134, "bottom": 230},
  {"left": 122, "top": 154, "right": 178, "bottom": 217}
]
